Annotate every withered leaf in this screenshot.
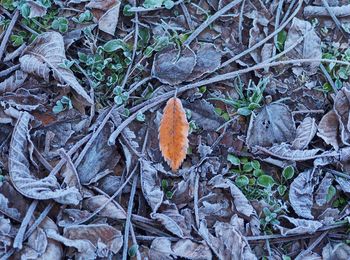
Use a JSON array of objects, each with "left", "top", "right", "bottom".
[
  {"left": 277, "top": 216, "right": 322, "bottom": 235},
  {"left": 19, "top": 32, "right": 93, "bottom": 105},
  {"left": 149, "top": 237, "right": 212, "bottom": 260},
  {"left": 334, "top": 87, "right": 350, "bottom": 145},
  {"left": 285, "top": 18, "right": 322, "bottom": 75},
  {"left": 209, "top": 175, "right": 254, "bottom": 217},
  {"left": 292, "top": 117, "right": 317, "bottom": 150},
  {"left": 198, "top": 221, "right": 257, "bottom": 260},
  {"left": 86, "top": 0, "right": 121, "bottom": 35},
  {"left": 152, "top": 46, "right": 196, "bottom": 85},
  {"left": 247, "top": 103, "right": 296, "bottom": 147},
  {"left": 159, "top": 97, "right": 189, "bottom": 171},
  {"left": 9, "top": 112, "right": 82, "bottom": 204},
  {"left": 140, "top": 159, "right": 163, "bottom": 213},
  {"left": 317, "top": 110, "right": 340, "bottom": 150},
  {"left": 0, "top": 71, "right": 27, "bottom": 94},
  {"left": 289, "top": 169, "right": 316, "bottom": 219}
]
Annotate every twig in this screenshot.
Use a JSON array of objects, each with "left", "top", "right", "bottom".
[
  {"left": 194, "top": 172, "right": 200, "bottom": 229},
  {"left": 219, "top": 0, "right": 302, "bottom": 69},
  {"left": 295, "top": 231, "right": 328, "bottom": 260},
  {"left": 127, "top": 76, "right": 151, "bottom": 95},
  {"left": 280, "top": 0, "right": 298, "bottom": 24},
  {"left": 2, "top": 202, "right": 54, "bottom": 259},
  {"left": 320, "top": 0, "right": 346, "bottom": 36},
  {"left": 180, "top": 2, "right": 194, "bottom": 30},
  {"left": 48, "top": 133, "right": 92, "bottom": 177},
  {"left": 122, "top": 174, "right": 139, "bottom": 260},
  {"left": 109, "top": 57, "right": 350, "bottom": 145},
  {"left": 292, "top": 109, "right": 324, "bottom": 115},
  {"left": 238, "top": 0, "right": 246, "bottom": 44},
  {"left": 65, "top": 165, "right": 139, "bottom": 226},
  {"left": 320, "top": 63, "right": 337, "bottom": 93},
  {"left": 0, "top": 10, "right": 19, "bottom": 61},
  {"left": 184, "top": 0, "right": 242, "bottom": 46},
  {"left": 120, "top": 3, "right": 139, "bottom": 90},
  {"left": 13, "top": 200, "right": 38, "bottom": 249},
  {"left": 272, "top": 0, "right": 284, "bottom": 57},
  {"left": 304, "top": 4, "right": 350, "bottom": 18},
  {"left": 73, "top": 106, "right": 115, "bottom": 167},
  {"left": 326, "top": 168, "right": 350, "bottom": 180}
]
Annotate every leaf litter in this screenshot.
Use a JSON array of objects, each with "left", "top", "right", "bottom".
[{"left": 1, "top": 0, "right": 350, "bottom": 259}]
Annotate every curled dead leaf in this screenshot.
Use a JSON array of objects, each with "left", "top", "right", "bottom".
[{"left": 159, "top": 97, "right": 189, "bottom": 171}]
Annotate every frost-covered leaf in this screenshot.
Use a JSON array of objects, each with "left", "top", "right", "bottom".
[
  {"left": 247, "top": 103, "right": 296, "bottom": 147},
  {"left": 48, "top": 224, "right": 123, "bottom": 258},
  {"left": 292, "top": 117, "right": 317, "bottom": 150},
  {"left": 182, "top": 99, "right": 224, "bottom": 131},
  {"left": 86, "top": 0, "right": 121, "bottom": 35},
  {"left": 140, "top": 158, "right": 163, "bottom": 213},
  {"left": 187, "top": 43, "right": 221, "bottom": 81},
  {"left": 289, "top": 169, "right": 316, "bottom": 219},
  {"left": 334, "top": 176, "right": 350, "bottom": 193},
  {"left": 322, "top": 242, "right": 350, "bottom": 260},
  {"left": 256, "top": 143, "right": 321, "bottom": 161},
  {"left": 0, "top": 71, "right": 27, "bottom": 94},
  {"left": 151, "top": 202, "right": 191, "bottom": 238},
  {"left": 277, "top": 216, "right": 322, "bottom": 235},
  {"left": 83, "top": 195, "right": 126, "bottom": 219},
  {"left": 317, "top": 110, "right": 340, "bottom": 150},
  {"left": 0, "top": 180, "right": 27, "bottom": 221},
  {"left": 152, "top": 46, "right": 196, "bottom": 85},
  {"left": 334, "top": 87, "right": 350, "bottom": 146},
  {"left": 9, "top": 112, "right": 82, "bottom": 204},
  {"left": 27, "top": 0, "right": 48, "bottom": 18},
  {"left": 148, "top": 237, "right": 212, "bottom": 260},
  {"left": 315, "top": 173, "right": 333, "bottom": 206},
  {"left": 198, "top": 221, "right": 257, "bottom": 260},
  {"left": 19, "top": 32, "right": 93, "bottom": 105},
  {"left": 285, "top": 18, "right": 322, "bottom": 75},
  {"left": 209, "top": 175, "right": 254, "bottom": 217},
  {"left": 77, "top": 122, "right": 120, "bottom": 185}
]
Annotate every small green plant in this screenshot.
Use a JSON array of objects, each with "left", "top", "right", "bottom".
[
  {"left": 72, "top": 10, "right": 92, "bottom": 24},
  {"left": 53, "top": 96, "right": 73, "bottom": 114},
  {"left": 51, "top": 17, "right": 68, "bottom": 33},
  {"left": 143, "top": 0, "right": 175, "bottom": 9},
  {"left": 209, "top": 77, "right": 267, "bottom": 117},
  {"left": 227, "top": 155, "right": 287, "bottom": 232},
  {"left": 277, "top": 165, "right": 295, "bottom": 196},
  {"left": 161, "top": 179, "right": 174, "bottom": 199},
  {"left": 321, "top": 44, "right": 350, "bottom": 92}
]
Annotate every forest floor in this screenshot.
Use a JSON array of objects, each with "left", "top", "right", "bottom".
[{"left": 1, "top": 0, "right": 350, "bottom": 259}]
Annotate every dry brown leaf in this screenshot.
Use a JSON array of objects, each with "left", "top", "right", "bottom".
[{"left": 159, "top": 97, "right": 189, "bottom": 171}]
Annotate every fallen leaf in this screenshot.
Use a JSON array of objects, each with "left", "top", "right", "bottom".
[
  {"left": 334, "top": 87, "right": 350, "bottom": 145},
  {"left": 292, "top": 117, "right": 317, "bottom": 150},
  {"left": 86, "top": 0, "right": 121, "bottom": 35},
  {"left": 317, "top": 110, "right": 340, "bottom": 150},
  {"left": 159, "top": 97, "right": 189, "bottom": 171},
  {"left": 27, "top": 0, "right": 48, "bottom": 18},
  {"left": 247, "top": 103, "right": 296, "bottom": 147},
  {"left": 276, "top": 216, "right": 322, "bottom": 235},
  {"left": 19, "top": 32, "right": 93, "bottom": 105},
  {"left": 152, "top": 46, "right": 196, "bottom": 85},
  {"left": 289, "top": 169, "right": 316, "bottom": 219},
  {"left": 0, "top": 71, "right": 27, "bottom": 94},
  {"left": 285, "top": 18, "right": 322, "bottom": 75},
  {"left": 198, "top": 221, "right": 257, "bottom": 260},
  {"left": 315, "top": 173, "right": 333, "bottom": 206},
  {"left": 322, "top": 242, "right": 350, "bottom": 260},
  {"left": 9, "top": 112, "right": 82, "bottom": 204},
  {"left": 209, "top": 175, "right": 255, "bottom": 218},
  {"left": 140, "top": 158, "right": 164, "bottom": 213}
]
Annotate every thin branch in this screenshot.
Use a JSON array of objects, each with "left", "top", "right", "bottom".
[
  {"left": 0, "top": 10, "right": 19, "bottom": 61},
  {"left": 184, "top": 0, "right": 242, "bottom": 46}
]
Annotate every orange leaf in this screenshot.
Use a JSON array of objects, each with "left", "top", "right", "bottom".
[{"left": 159, "top": 97, "right": 189, "bottom": 172}]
